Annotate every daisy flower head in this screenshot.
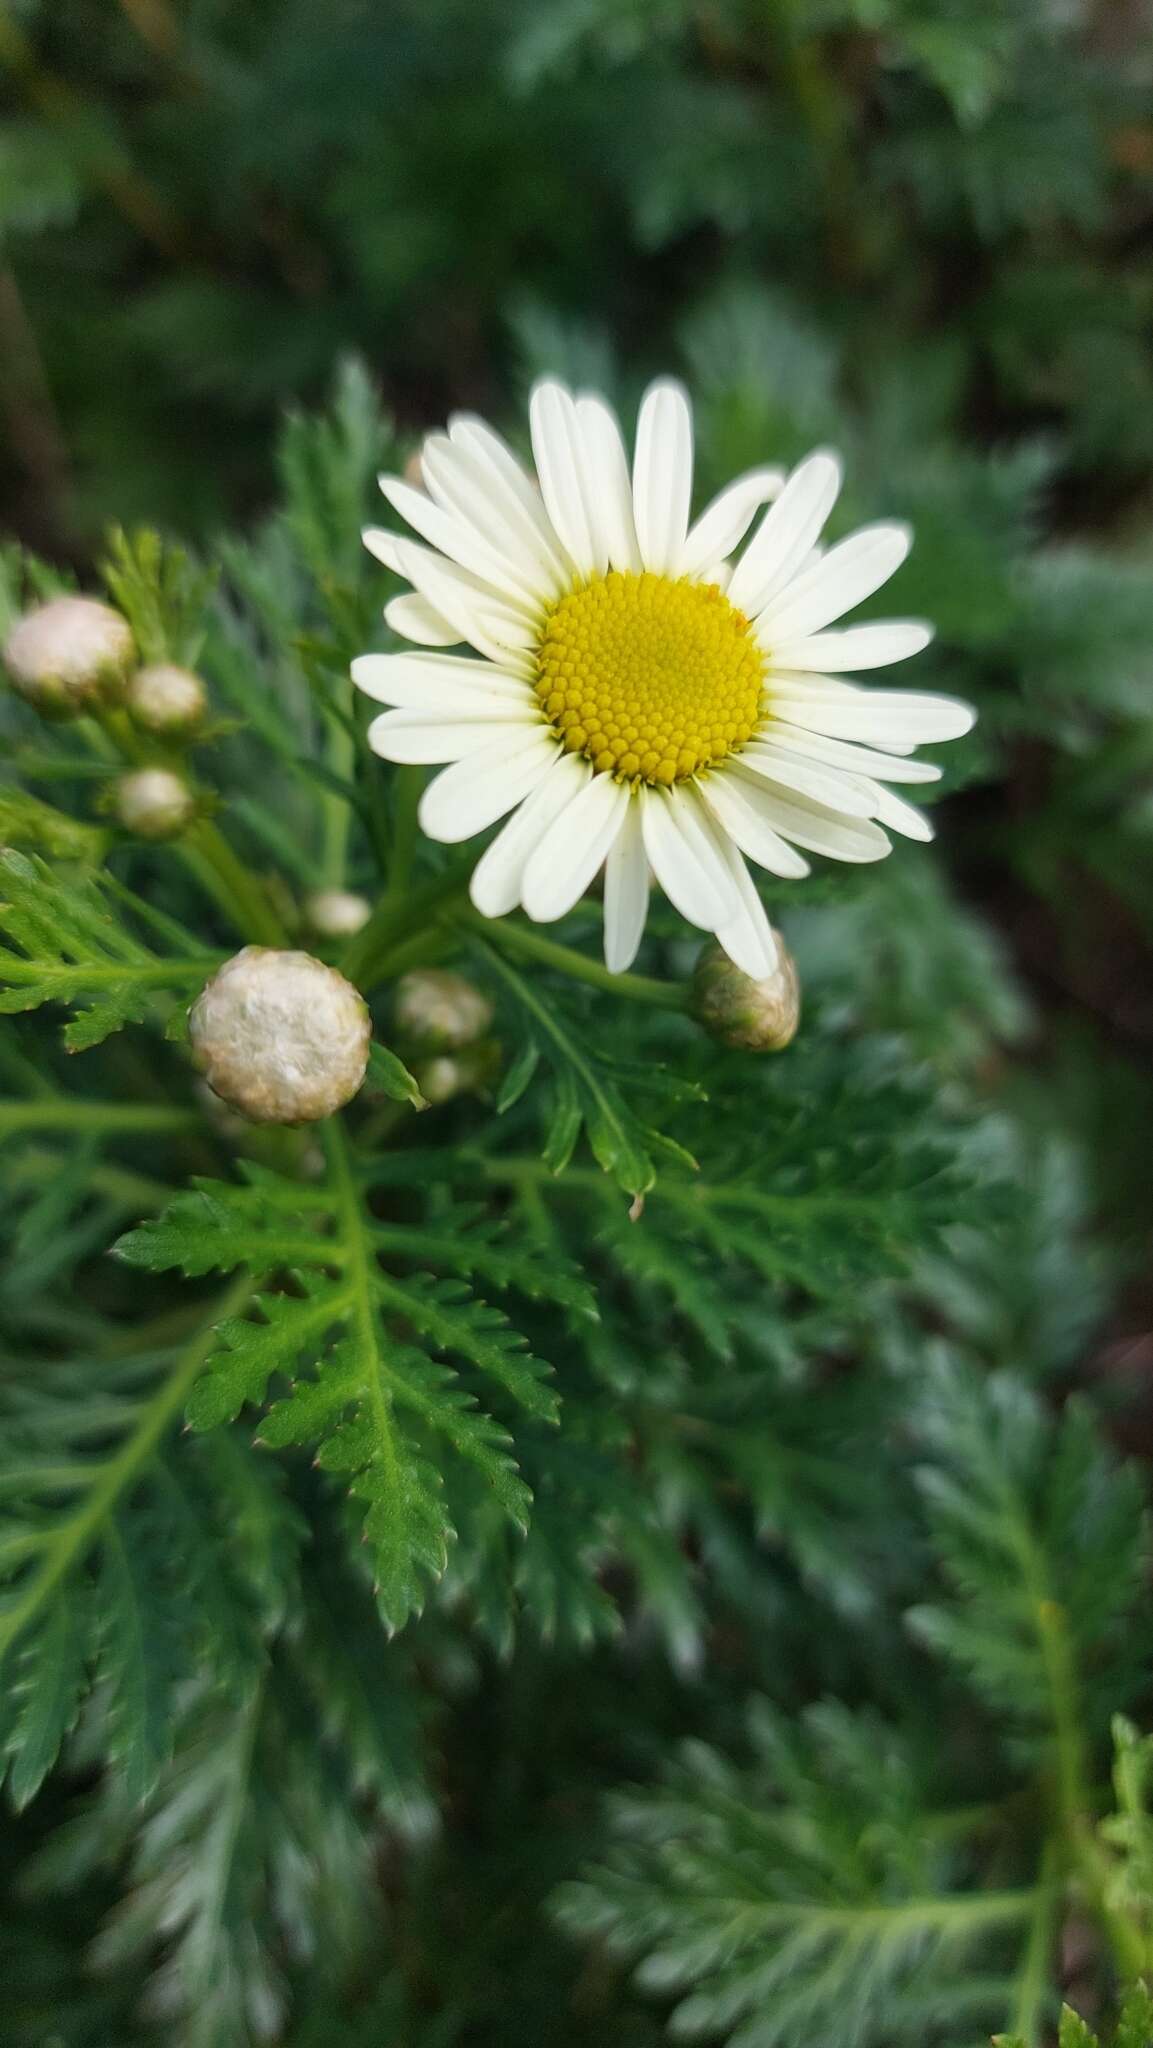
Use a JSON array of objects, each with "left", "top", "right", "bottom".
[{"left": 352, "top": 379, "right": 975, "bottom": 980}]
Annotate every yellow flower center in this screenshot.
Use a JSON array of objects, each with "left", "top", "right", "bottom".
[{"left": 535, "top": 570, "right": 765, "bottom": 785}]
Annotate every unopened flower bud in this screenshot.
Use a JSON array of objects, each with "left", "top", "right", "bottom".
[
  {"left": 189, "top": 946, "right": 371, "bottom": 1124},
  {"left": 394, "top": 968, "right": 493, "bottom": 1052},
  {"left": 304, "top": 888, "right": 372, "bottom": 939},
  {"left": 126, "top": 662, "right": 207, "bottom": 738},
  {"left": 114, "top": 767, "right": 197, "bottom": 841},
  {"left": 414, "top": 1042, "right": 498, "bottom": 1105},
  {"left": 690, "top": 937, "right": 801, "bottom": 1052},
  {"left": 3, "top": 596, "right": 134, "bottom": 718}
]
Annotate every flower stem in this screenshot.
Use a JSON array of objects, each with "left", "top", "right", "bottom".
[
  {"left": 0, "top": 1097, "right": 201, "bottom": 1138},
  {"left": 1005, "top": 1836, "right": 1062, "bottom": 2046},
  {"left": 0, "top": 1271, "right": 253, "bottom": 1666},
  {"left": 455, "top": 910, "right": 687, "bottom": 1010},
  {"left": 183, "top": 818, "right": 287, "bottom": 947},
  {"left": 340, "top": 858, "right": 473, "bottom": 987},
  {"left": 88, "top": 707, "right": 287, "bottom": 946},
  {"left": 385, "top": 764, "right": 423, "bottom": 905}
]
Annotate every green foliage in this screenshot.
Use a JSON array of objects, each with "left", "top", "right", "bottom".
[
  {"left": 997, "top": 1982, "right": 1153, "bottom": 2048},
  {"left": 907, "top": 1361, "right": 1147, "bottom": 1743},
  {"left": 114, "top": 1138, "right": 567, "bottom": 1631},
  {"left": 0, "top": 1284, "right": 291, "bottom": 1808},
  {"left": 100, "top": 529, "right": 216, "bottom": 669},
  {"left": 1, "top": 31, "right": 1153, "bottom": 2035},
  {"left": 0, "top": 850, "right": 218, "bottom": 1049},
  {"left": 555, "top": 1701, "right": 1032, "bottom": 2047}
]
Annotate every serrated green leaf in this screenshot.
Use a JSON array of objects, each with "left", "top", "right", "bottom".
[
  {"left": 116, "top": 1129, "right": 554, "bottom": 1631},
  {"left": 0, "top": 848, "right": 215, "bottom": 1049}
]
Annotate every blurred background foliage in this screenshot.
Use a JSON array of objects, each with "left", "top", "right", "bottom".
[{"left": 2, "top": 1, "right": 1153, "bottom": 2044}]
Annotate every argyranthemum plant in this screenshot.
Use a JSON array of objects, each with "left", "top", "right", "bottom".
[{"left": 353, "top": 378, "right": 975, "bottom": 978}]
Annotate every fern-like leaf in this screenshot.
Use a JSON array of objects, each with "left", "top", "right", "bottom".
[
  {"left": 115, "top": 1128, "right": 561, "bottom": 1630},
  {"left": 0, "top": 849, "right": 217, "bottom": 1049}
]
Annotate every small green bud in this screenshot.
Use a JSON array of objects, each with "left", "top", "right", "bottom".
[
  {"left": 189, "top": 946, "right": 371, "bottom": 1124},
  {"left": 126, "top": 662, "right": 207, "bottom": 738},
  {"left": 394, "top": 968, "right": 494, "bottom": 1052},
  {"left": 113, "top": 767, "right": 197, "bottom": 841},
  {"left": 3, "top": 596, "right": 134, "bottom": 719},
  {"left": 304, "top": 888, "right": 372, "bottom": 939},
  {"left": 690, "top": 936, "right": 800, "bottom": 1051}
]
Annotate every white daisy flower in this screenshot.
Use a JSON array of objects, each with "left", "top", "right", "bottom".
[{"left": 352, "top": 378, "right": 974, "bottom": 980}]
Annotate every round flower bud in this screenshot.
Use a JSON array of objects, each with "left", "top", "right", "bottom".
[
  {"left": 414, "top": 1043, "right": 498, "bottom": 1106},
  {"left": 304, "top": 888, "right": 372, "bottom": 939},
  {"left": 189, "top": 947, "right": 371, "bottom": 1125},
  {"left": 114, "top": 767, "right": 197, "bottom": 842},
  {"left": 126, "top": 662, "right": 207, "bottom": 738},
  {"left": 690, "top": 937, "right": 801, "bottom": 1052},
  {"left": 394, "top": 968, "right": 493, "bottom": 1052},
  {"left": 3, "top": 596, "right": 134, "bottom": 719}
]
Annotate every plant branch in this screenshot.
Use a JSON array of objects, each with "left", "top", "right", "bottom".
[{"left": 0, "top": 1271, "right": 253, "bottom": 1665}]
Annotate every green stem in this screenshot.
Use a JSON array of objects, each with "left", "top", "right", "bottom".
[
  {"left": 320, "top": 697, "right": 357, "bottom": 890},
  {"left": 183, "top": 819, "right": 287, "bottom": 946},
  {"left": 322, "top": 1117, "right": 404, "bottom": 1520},
  {"left": 340, "top": 859, "right": 473, "bottom": 987},
  {"left": 1006, "top": 1837, "right": 1062, "bottom": 2047},
  {"left": 0, "top": 1272, "right": 253, "bottom": 1664},
  {"left": 1015, "top": 1520, "right": 1146, "bottom": 1980},
  {"left": 0, "top": 1097, "right": 202, "bottom": 1138},
  {"left": 457, "top": 910, "right": 686, "bottom": 1010},
  {"left": 88, "top": 707, "right": 287, "bottom": 946},
  {"left": 384, "top": 763, "right": 423, "bottom": 905}
]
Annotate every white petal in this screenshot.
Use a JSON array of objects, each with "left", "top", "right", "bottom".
[
  {"left": 714, "top": 842, "right": 780, "bottom": 981},
  {"left": 522, "top": 772, "right": 630, "bottom": 923},
  {"left": 448, "top": 411, "right": 572, "bottom": 572},
  {"left": 640, "top": 782, "right": 736, "bottom": 931},
  {"left": 368, "top": 710, "right": 532, "bottom": 764},
  {"left": 730, "top": 768, "right": 892, "bottom": 862},
  {"left": 393, "top": 538, "right": 535, "bottom": 673},
  {"left": 754, "top": 723, "right": 943, "bottom": 784},
  {"left": 384, "top": 592, "right": 463, "bottom": 646},
  {"left": 632, "top": 379, "right": 693, "bottom": 576},
  {"left": 529, "top": 380, "right": 602, "bottom": 577},
  {"left": 421, "top": 430, "right": 570, "bottom": 598},
  {"left": 576, "top": 393, "right": 642, "bottom": 573},
  {"left": 419, "top": 730, "right": 560, "bottom": 844},
  {"left": 379, "top": 473, "right": 546, "bottom": 610},
  {"left": 698, "top": 769, "right": 811, "bottom": 879},
  {"left": 766, "top": 687, "right": 974, "bottom": 746},
  {"left": 862, "top": 783, "right": 935, "bottom": 842},
  {"left": 603, "top": 798, "right": 649, "bottom": 973},
  {"left": 766, "top": 621, "right": 934, "bottom": 672},
  {"left": 363, "top": 527, "right": 407, "bottom": 574},
  {"left": 352, "top": 651, "right": 532, "bottom": 713},
  {"left": 727, "top": 451, "right": 841, "bottom": 617},
  {"left": 736, "top": 741, "right": 878, "bottom": 818},
  {"left": 757, "top": 523, "right": 911, "bottom": 643},
  {"left": 470, "top": 753, "right": 590, "bottom": 917},
  {"left": 680, "top": 467, "right": 785, "bottom": 580}
]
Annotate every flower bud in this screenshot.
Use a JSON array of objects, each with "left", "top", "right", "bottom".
[
  {"left": 414, "top": 1042, "right": 498, "bottom": 1105},
  {"left": 3, "top": 596, "right": 134, "bottom": 718},
  {"left": 189, "top": 946, "right": 371, "bottom": 1124},
  {"left": 394, "top": 968, "right": 493, "bottom": 1052},
  {"left": 690, "top": 936, "right": 801, "bottom": 1052},
  {"left": 304, "top": 888, "right": 372, "bottom": 939},
  {"left": 114, "top": 767, "right": 197, "bottom": 841},
  {"left": 126, "top": 662, "right": 207, "bottom": 738}
]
